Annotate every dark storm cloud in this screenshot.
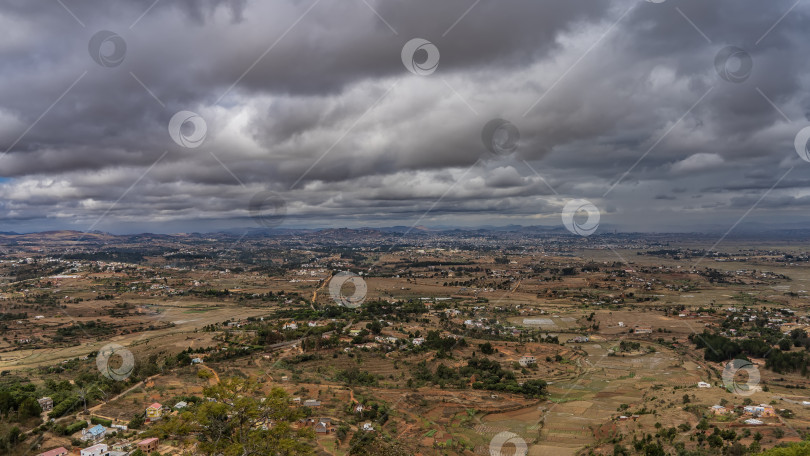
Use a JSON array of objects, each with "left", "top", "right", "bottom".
[{"left": 0, "top": 0, "right": 809, "bottom": 233}]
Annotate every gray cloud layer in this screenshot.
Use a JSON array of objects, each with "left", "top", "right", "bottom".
[{"left": 0, "top": 0, "right": 809, "bottom": 233}]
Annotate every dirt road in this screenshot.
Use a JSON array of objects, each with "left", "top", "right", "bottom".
[{"left": 311, "top": 272, "right": 332, "bottom": 310}]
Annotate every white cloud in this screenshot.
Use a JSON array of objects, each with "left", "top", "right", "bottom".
[{"left": 671, "top": 153, "right": 725, "bottom": 174}]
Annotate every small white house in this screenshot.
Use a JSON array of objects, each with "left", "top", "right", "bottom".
[
  {"left": 80, "top": 444, "right": 108, "bottom": 456},
  {"left": 81, "top": 424, "right": 107, "bottom": 442}
]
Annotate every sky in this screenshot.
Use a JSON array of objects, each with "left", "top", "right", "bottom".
[{"left": 1, "top": 0, "right": 810, "bottom": 234}]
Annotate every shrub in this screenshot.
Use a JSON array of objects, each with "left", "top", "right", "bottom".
[{"left": 91, "top": 416, "right": 112, "bottom": 426}]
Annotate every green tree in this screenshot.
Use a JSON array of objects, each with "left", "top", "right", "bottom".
[
  {"left": 176, "top": 352, "right": 192, "bottom": 365},
  {"left": 155, "top": 377, "right": 314, "bottom": 455},
  {"left": 643, "top": 442, "right": 665, "bottom": 456},
  {"left": 725, "top": 442, "right": 747, "bottom": 456},
  {"left": 366, "top": 321, "right": 382, "bottom": 335},
  {"left": 336, "top": 424, "right": 350, "bottom": 445},
  {"left": 128, "top": 413, "right": 145, "bottom": 430},
  {"left": 17, "top": 397, "right": 42, "bottom": 419},
  {"left": 758, "top": 441, "right": 810, "bottom": 456}
]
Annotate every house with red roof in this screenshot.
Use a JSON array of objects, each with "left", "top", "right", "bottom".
[
  {"left": 146, "top": 402, "right": 164, "bottom": 421},
  {"left": 36, "top": 447, "right": 68, "bottom": 456}
]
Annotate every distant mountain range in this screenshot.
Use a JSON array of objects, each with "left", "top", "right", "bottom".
[{"left": 1, "top": 224, "right": 810, "bottom": 243}]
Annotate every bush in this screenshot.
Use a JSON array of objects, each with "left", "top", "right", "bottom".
[
  {"left": 63, "top": 420, "right": 88, "bottom": 435},
  {"left": 128, "top": 413, "right": 145, "bottom": 430},
  {"left": 479, "top": 342, "right": 495, "bottom": 355},
  {"left": 91, "top": 416, "right": 112, "bottom": 426},
  {"left": 336, "top": 368, "right": 377, "bottom": 386},
  {"left": 17, "top": 397, "right": 42, "bottom": 419},
  {"left": 49, "top": 397, "right": 78, "bottom": 419},
  {"left": 197, "top": 369, "right": 213, "bottom": 379}
]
